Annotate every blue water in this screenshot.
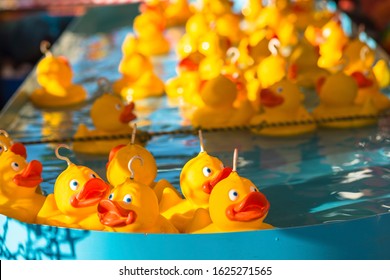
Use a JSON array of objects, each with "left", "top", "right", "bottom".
[{"left": 2, "top": 17, "right": 390, "bottom": 230}]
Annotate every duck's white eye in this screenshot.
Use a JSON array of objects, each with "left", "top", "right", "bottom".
[
  {"left": 276, "top": 87, "right": 283, "bottom": 94},
  {"left": 250, "top": 186, "right": 258, "bottom": 192},
  {"left": 11, "top": 162, "right": 20, "bottom": 171},
  {"left": 69, "top": 179, "right": 79, "bottom": 191},
  {"left": 115, "top": 103, "right": 122, "bottom": 111},
  {"left": 123, "top": 194, "right": 132, "bottom": 204},
  {"left": 108, "top": 193, "right": 114, "bottom": 200},
  {"left": 90, "top": 173, "right": 97, "bottom": 179},
  {"left": 202, "top": 166, "right": 212, "bottom": 177},
  {"left": 229, "top": 189, "right": 239, "bottom": 201}
]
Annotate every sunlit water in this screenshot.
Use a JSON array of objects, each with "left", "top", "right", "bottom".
[{"left": 1, "top": 13, "right": 390, "bottom": 230}]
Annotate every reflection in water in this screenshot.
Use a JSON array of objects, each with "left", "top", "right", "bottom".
[{"left": 0, "top": 217, "right": 89, "bottom": 260}]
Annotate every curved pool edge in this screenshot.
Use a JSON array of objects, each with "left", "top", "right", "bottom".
[{"left": 1, "top": 212, "right": 389, "bottom": 260}]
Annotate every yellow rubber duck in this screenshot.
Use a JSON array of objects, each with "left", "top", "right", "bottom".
[
  {"left": 373, "top": 59, "right": 390, "bottom": 89},
  {"left": 106, "top": 125, "right": 178, "bottom": 202},
  {"left": 98, "top": 156, "right": 178, "bottom": 233},
  {"left": 188, "top": 149, "right": 273, "bottom": 233},
  {"left": 0, "top": 130, "right": 13, "bottom": 155},
  {"left": 0, "top": 142, "right": 45, "bottom": 223},
  {"left": 113, "top": 42, "right": 165, "bottom": 100},
  {"left": 350, "top": 70, "right": 390, "bottom": 112},
  {"left": 190, "top": 74, "right": 255, "bottom": 129},
  {"left": 160, "top": 130, "right": 232, "bottom": 232},
  {"left": 250, "top": 78, "right": 316, "bottom": 136},
  {"left": 312, "top": 71, "right": 379, "bottom": 128},
  {"left": 73, "top": 81, "right": 138, "bottom": 155},
  {"left": 30, "top": 41, "right": 87, "bottom": 108},
  {"left": 36, "top": 145, "right": 111, "bottom": 230},
  {"left": 343, "top": 40, "right": 375, "bottom": 75},
  {"left": 132, "top": 8, "right": 170, "bottom": 56}
]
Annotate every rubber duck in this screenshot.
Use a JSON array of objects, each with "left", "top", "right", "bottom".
[
  {"left": 242, "top": 0, "right": 263, "bottom": 24},
  {"left": 73, "top": 79, "right": 138, "bottom": 155},
  {"left": 200, "top": 0, "right": 234, "bottom": 21},
  {"left": 312, "top": 71, "right": 379, "bottom": 128},
  {"left": 190, "top": 74, "right": 255, "bottom": 128},
  {"left": 164, "top": 0, "right": 194, "bottom": 27},
  {"left": 0, "top": 130, "right": 13, "bottom": 155},
  {"left": 188, "top": 149, "right": 273, "bottom": 233},
  {"left": 373, "top": 59, "right": 390, "bottom": 89},
  {"left": 36, "top": 145, "right": 111, "bottom": 230},
  {"left": 113, "top": 41, "right": 165, "bottom": 100},
  {"left": 98, "top": 156, "right": 178, "bottom": 233},
  {"left": 343, "top": 40, "right": 375, "bottom": 75},
  {"left": 350, "top": 70, "right": 390, "bottom": 112},
  {"left": 0, "top": 142, "right": 45, "bottom": 223},
  {"left": 257, "top": 38, "right": 287, "bottom": 88},
  {"left": 160, "top": 130, "right": 232, "bottom": 232},
  {"left": 215, "top": 13, "right": 244, "bottom": 45},
  {"left": 106, "top": 125, "right": 178, "bottom": 202},
  {"left": 30, "top": 41, "right": 87, "bottom": 108},
  {"left": 132, "top": 8, "right": 170, "bottom": 56},
  {"left": 250, "top": 78, "right": 316, "bottom": 136}
]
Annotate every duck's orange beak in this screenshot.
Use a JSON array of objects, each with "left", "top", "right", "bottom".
[
  {"left": 226, "top": 191, "right": 270, "bottom": 222},
  {"left": 120, "top": 102, "right": 136, "bottom": 123},
  {"left": 351, "top": 71, "right": 373, "bottom": 88},
  {"left": 178, "top": 56, "right": 199, "bottom": 72},
  {"left": 97, "top": 199, "right": 137, "bottom": 227},
  {"left": 70, "top": 178, "right": 110, "bottom": 208},
  {"left": 203, "top": 167, "right": 233, "bottom": 194},
  {"left": 260, "top": 88, "right": 284, "bottom": 108},
  {"left": 13, "top": 160, "right": 43, "bottom": 188}
]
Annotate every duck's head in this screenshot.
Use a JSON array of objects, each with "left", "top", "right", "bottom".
[
  {"left": 36, "top": 42, "right": 72, "bottom": 89},
  {"left": 198, "top": 31, "right": 230, "bottom": 58},
  {"left": 90, "top": 93, "right": 136, "bottom": 131},
  {"left": 106, "top": 129, "right": 157, "bottom": 187},
  {"left": 98, "top": 157, "right": 159, "bottom": 230},
  {"left": 118, "top": 52, "right": 153, "bottom": 82},
  {"left": 53, "top": 145, "right": 110, "bottom": 216},
  {"left": 316, "top": 71, "right": 358, "bottom": 106},
  {"left": 0, "top": 130, "right": 13, "bottom": 156},
  {"left": 180, "top": 131, "right": 232, "bottom": 208},
  {"left": 185, "top": 13, "right": 210, "bottom": 39},
  {"left": 209, "top": 149, "right": 270, "bottom": 231},
  {"left": 344, "top": 40, "right": 375, "bottom": 74},
  {"left": 133, "top": 9, "right": 166, "bottom": 37},
  {"left": 0, "top": 142, "right": 43, "bottom": 198},
  {"left": 200, "top": 74, "right": 237, "bottom": 108},
  {"left": 259, "top": 78, "right": 304, "bottom": 111}
]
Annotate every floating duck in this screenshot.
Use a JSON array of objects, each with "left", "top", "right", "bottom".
[
  {"left": 250, "top": 78, "right": 316, "bottom": 136},
  {"left": 350, "top": 70, "right": 390, "bottom": 112},
  {"left": 0, "top": 141, "right": 44, "bottom": 223},
  {"left": 312, "top": 71, "right": 379, "bottom": 128},
  {"left": 113, "top": 41, "right": 165, "bottom": 100},
  {"left": 36, "top": 145, "right": 111, "bottom": 230},
  {"left": 98, "top": 156, "right": 178, "bottom": 233},
  {"left": 190, "top": 74, "right": 255, "bottom": 128},
  {"left": 160, "top": 131, "right": 232, "bottom": 232},
  {"left": 188, "top": 149, "right": 273, "bottom": 233},
  {"left": 0, "top": 130, "right": 13, "bottom": 155},
  {"left": 106, "top": 126, "right": 178, "bottom": 202},
  {"left": 73, "top": 80, "right": 138, "bottom": 155},
  {"left": 30, "top": 41, "right": 87, "bottom": 108}
]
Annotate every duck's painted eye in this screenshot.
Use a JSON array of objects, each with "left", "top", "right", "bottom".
[
  {"left": 229, "top": 189, "right": 239, "bottom": 201},
  {"left": 250, "top": 186, "right": 258, "bottom": 192},
  {"left": 0, "top": 147, "right": 3, "bottom": 153},
  {"left": 115, "top": 104, "right": 122, "bottom": 111},
  {"left": 202, "top": 166, "right": 212, "bottom": 177},
  {"left": 69, "top": 179, "right": 79, "bottom": 191},
  {"left": 11, "top": 162, "right": 20, "bottom": 171},
  {"left": 276, "top": 87, "right": 283, "bottom": 94},
  {"left": 123, "top": 194, "right": 132, "bottom": 204},
  {"left": 108, "top": 193, "right": 114, "bottom": 200},
  {"left": 90, "top": 173, "right": 97, "bottom": 178}
]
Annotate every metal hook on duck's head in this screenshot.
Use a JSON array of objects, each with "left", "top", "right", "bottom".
[
  {"left": 128, "top": 155, "right": 144, "bottom": 180},
  {"left": 40, "top": 40, "right": 52, "bottom": 56},
  {"left": 198, "top": 129, "right": 205, "bottom": 153},
  {"left": 130, "top": 123, "right": 138, "bottom": 145},
  {"left": 232, "top": 148, "right": 238, "bottom": 172},
  {"left": 0, "top": 141, "right": 8, "bottom": 153},
  {"left": 0, "top": 130, "right": 13, "bottom": 145},
  {"left": 268, "top": 38, "right": 281, "bottom": 56},
  {"left": 55, "top": 144, "right": 73, "bottom": 166},
  {"left": 97, "top": 77, "right": 113, "bottom": 95}
]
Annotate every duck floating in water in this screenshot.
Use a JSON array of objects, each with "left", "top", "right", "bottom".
[
  {"left": 106, "top": 125, "right": 178, "bottom": 202},
  {"left": 312, "top": 71, "right": 379, "bottom": 128},
  {"left": 0, "top": 130, "right": 13, "bottom": 155},
  {"left": 190, "top": 74, "right": 255, "bottom": 129},
  {"left": 30, "top": 41, "right": 87, "bottom": 108},
  {"left": 0, "top": 141, "right": 45, "bottom": 223},
  {"left": 98, "top": 156, "right": 178, "bottom": 233},
  {"left": 188, "top": 148, "right": 273, "bottom": 233},
  {"left": 250, "top": 78, "right": 316, "bottom": 136},
  {"left": 113, "top": 38, "right": 165, "bottom": 100},
  {"left": 73, "top": 79, "right": 138, "bottom": 155},
  {"left": 160, "top": 131, "right": 232, "bottom": 232},
  {"left": 36, "top": 145, "right": 111, "bottom": 230}
]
